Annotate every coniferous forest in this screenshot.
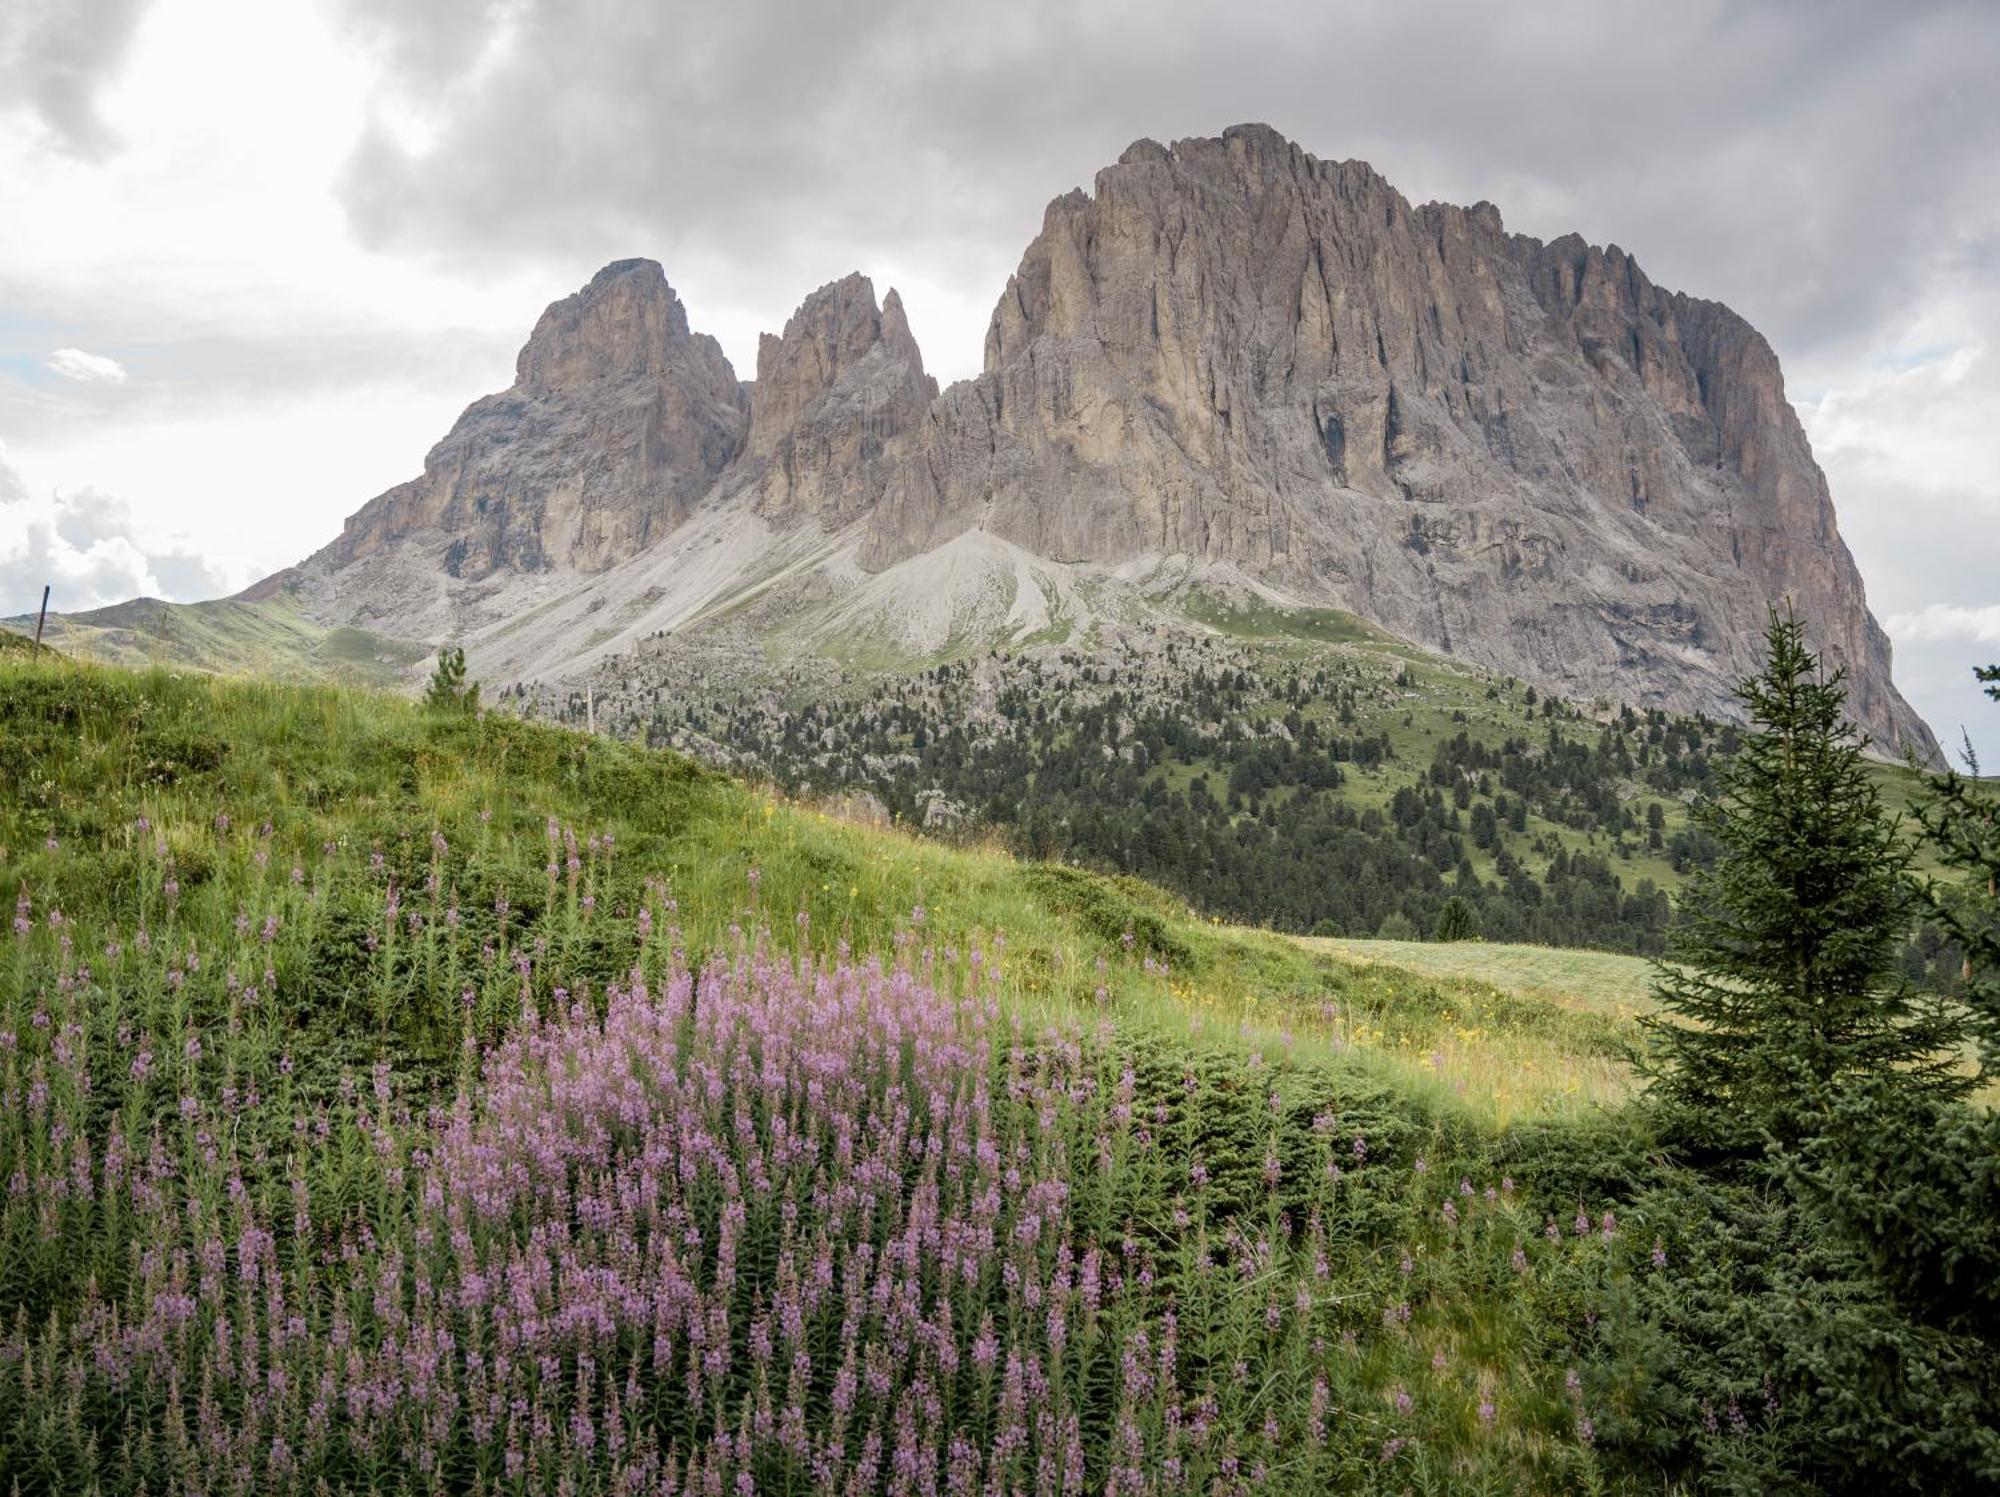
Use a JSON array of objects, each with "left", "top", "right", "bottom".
[
  {"left": 530, "top": 628, "right": 1966, "bottom": 991},
  {"left": 538, "top": 634, "right": 1723, "bottom": 949}
]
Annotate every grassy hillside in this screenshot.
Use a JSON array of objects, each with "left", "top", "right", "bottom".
[
  {"left": 0, "top": 652, "right": 1694, "bottom": 1492},
  {"left": 574, "top": 598, "right": 1962, "bottom": 966},
  {"left": 17, "top": 590, "right": 1947, "bottom": 967},
  {"left": 1304, "top": 938, "right": 1656, "bottom": 1019},
  {"left": 1, "top": 592, "right": 430, "bottom": 686},
  {"left": 0, "top": 653, "right": 1634, "bottom": 1125}
]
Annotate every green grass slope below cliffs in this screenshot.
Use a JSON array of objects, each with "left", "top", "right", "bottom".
[
  {"left": 0, "top": 651, "right": 1733, "bottom": 1492},
  {"left": 2, "top": 592, "right": 430, "bottom": 686}
]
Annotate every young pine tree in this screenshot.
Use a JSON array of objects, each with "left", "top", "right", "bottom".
[
  {"left": 1643, "top": 608, "right": 1969, "bottom": 1159},
  {"left": 424, "top": 645, "right": 480, "bottom": 714}
]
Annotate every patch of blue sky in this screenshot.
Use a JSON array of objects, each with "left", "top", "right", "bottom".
[
  {"left": 0, "top": 313, "right": 67, "bottom": 385},
  {"left": 1877, "top": 342, "right": 1962, "bottom": 374}
]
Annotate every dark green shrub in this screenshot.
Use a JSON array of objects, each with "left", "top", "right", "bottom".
[{"left": 1589, "top": 1172, "right": 2000, "bottom": 1494}]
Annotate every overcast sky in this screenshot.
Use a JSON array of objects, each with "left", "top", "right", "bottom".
[{"left": 3, "top": 0, "right": 1996, "bottom": 759}]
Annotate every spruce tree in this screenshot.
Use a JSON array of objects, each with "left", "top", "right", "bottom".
[
  {"left": 1643, "top": 608, "right": 1969, "bottom": 1159},
  {"left": 1913, "top": 664, "right": 2000, "bottom": 1068},
  {"left": 1792, "top": 664, "right": 2000, "bottom": 1335},
  {"left": 1433, "top": 894, "right": 1479, "bottom": 942}
]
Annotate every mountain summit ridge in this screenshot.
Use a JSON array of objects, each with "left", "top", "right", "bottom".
[{"left": 252, "top": 124, "right": 1935, "bottom": 757}]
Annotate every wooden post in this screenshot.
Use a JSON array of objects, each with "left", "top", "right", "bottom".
[
  {"left": 586, "top": 685, "right": 595, "bottom": 735},
  {"left": 32, "top": 584, "right": 50, "bottom": 650}
]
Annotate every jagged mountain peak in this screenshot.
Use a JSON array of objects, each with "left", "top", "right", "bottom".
[
  {"left": 873, "top": 124, "right": 1931, "bottom": 754},
  {"left": 745, "top": 272, "right": 937, "bottom": 521},
  {"left": 253, "top": 125, "right": 1935, "bottom": 760},
  {"left": 590, "top": 256, "right": 667, "bottom": 285},
  {"left": 879, "top": 287, "right": 924, "bottom": 368},
  {"left": 753, "top": 273, "right": 914, "bottom": 426},
  {"left": 514, "top": 257, "right": 719, "bottom": 395}
]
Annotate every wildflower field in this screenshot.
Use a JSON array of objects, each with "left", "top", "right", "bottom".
[{"left": 0, "top": 655, "right": 1689, "bottom": 1493}]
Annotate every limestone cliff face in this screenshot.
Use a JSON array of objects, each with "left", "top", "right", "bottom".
[
  {"left": 737, "top": 273, "right": 937, "bottom": 524},
  {"left": 314, "top": 259, "right": 748, "bottom": 580},
  {"left": 863, "top": 125, "right": 1928, "bottom": 751},
  {"left": 271, "top": 126, "right": 1932, "bottom": 755}
]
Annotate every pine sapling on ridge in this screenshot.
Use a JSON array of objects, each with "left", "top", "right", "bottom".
[{"left": 425, "top": 643, "right": 480, "bottom": 714}]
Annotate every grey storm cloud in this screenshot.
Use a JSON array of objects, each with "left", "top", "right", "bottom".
[
  {"left": 0, "top": 0, "right": 151, "bottom": 155},
  {"left": 328, "top": 0, "right": 2000, "bottom": 370}
]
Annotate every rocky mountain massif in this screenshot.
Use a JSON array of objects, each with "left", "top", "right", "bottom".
[{"left": 243, "top": 124, "right": 1931, "bottom": 755}]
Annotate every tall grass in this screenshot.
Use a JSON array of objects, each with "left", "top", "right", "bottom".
[
  {"left": 0, "top": 658, "right": 1662, "bottom": 1491},
  {"left": 0, "top": 660, "right": 1637, "bottom": 1125}
]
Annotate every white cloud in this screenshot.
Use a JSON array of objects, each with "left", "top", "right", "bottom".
[
  {"left": 1885, "top": 603, "right": 2000, "bottom": 646},
  {"left": 0, "top": 439, "right": 236, "bottom": 614},
  {"left": 0, "top": 0, "right": 559, "bottom": 588},
  {"left": 1790, "top": 258, "right": 2000, "bottom": 768},
  {"left": 0, "top": 442, "right": 25, "bottom": 504},
  {"left": 1800, "top": 338, "right": 1996, "bottom": 509},
  {"left": 46, "top": 346, "right": 127, "bottom": 383}
]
